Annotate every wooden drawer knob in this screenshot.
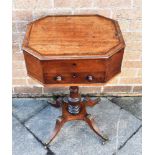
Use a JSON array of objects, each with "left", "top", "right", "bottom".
[
  {"left": 55, "top": 76, "right": 62, "bottom": 81},
  {"left": 87, "top": 75, "right": 93, "bottom": 81}
]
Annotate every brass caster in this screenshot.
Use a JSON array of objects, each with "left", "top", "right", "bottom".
[
  {"left": 102, "top": 134, "right": 109, "bottom": 145},
  {"left": 102, "top": 141, "right": 106, "bottom": 145},
  {"left": 102, "top": 140, "right": 108, "bottom": 145},
  {"left": 44, "top": 143, "right": 49, "bottom": 149},
  {"left": 102, "top": 134, "right": 109, "bottom": 141}
]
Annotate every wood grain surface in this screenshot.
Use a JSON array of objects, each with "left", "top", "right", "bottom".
[
  {"left": 27, "top": 15, "right": 120, "bottom": 56},
  {"left": 22, "top": 15, "right": 125, "bottom": 86}
]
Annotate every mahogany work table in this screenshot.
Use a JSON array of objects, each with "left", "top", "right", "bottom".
[{"left": 22, "top": 15, "right": 125, "bottom": 147}]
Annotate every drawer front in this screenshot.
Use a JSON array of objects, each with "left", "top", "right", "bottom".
[
  {"left": 42, "top": 59, "right": 106, "bottom": 73},
  {"left": 43, "top": 72, "right": 105, "bottom": 84}
]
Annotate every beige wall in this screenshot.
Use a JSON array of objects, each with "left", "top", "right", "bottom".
[{"left": 12, "top": 0, "right": 142, "bottom": 96}]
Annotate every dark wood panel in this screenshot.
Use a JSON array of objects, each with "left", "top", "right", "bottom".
[
  {"left": 42, "top": 59, "right": 106, "bottom": 73},
  {"left": 23, "top": 51, "right": 44, "bottom": 83},
  {"left": 105, "top": 49, "right": 124, "bottom": 81},
  {"left": 43, "top": 72, "right": 105, "bottom": 84}
]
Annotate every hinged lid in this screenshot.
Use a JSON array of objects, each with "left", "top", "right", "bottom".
[{"left": 22, "top": 15, "right": 125, "bottom": 60}]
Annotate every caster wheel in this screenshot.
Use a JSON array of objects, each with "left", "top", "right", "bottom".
[
  {"left": 102, "top": 134, "right": 109, "bottom": 141},
  {"left": 102, "top": 134, "right": 109, "bottom": 145},
  {"left": 44, "top": 143, "right": 48, "bottom": 149},
  {"left": 102, "top": 140, "right": 108, "bottom": 145}
]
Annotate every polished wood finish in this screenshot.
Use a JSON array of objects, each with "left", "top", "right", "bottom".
[
  {"left": 23, "top": 15, "right": 125, "bottom": 86},
  {"left": 23, "top": 15, "right": 124, "bottom": 57},
  {"left": 23, "top": 15, "right": 125, "bottom": 59},
  {"left": 23, "top": 48, "right": 124, "bottom": 85},
  {"left": 45, "top": 86, "right": 108, "bottom": 147},
  {"left": 22, "top": 15, "right": 125, "bottom": 146}
]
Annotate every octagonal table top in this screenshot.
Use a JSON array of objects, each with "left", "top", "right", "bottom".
[{"left": 22, "top": 15, "right": 125, "bottom": 60}]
